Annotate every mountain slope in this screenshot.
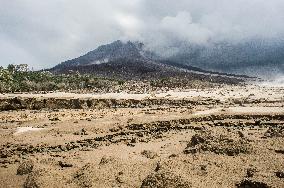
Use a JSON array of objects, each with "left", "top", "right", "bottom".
[
  {"left": 51, "top": 40, "right": 249, "bottom": 80},
  {"left": 166, "top": 39, "right": 284, "bottom": 77},
  {"left": 50, "top": 40, "right": 180, "bottom": 79}
]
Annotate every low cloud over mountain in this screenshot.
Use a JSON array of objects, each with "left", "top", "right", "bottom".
[{"left": 1, "top": 0, "right": 284, "bottom": 77}]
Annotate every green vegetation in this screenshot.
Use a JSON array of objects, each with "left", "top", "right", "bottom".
[
  {"left": 0, "top": 64, "right": 239, "bottom": 93},
  {"left": 0, "top": 64, "right": 120, "bottom": 93}
]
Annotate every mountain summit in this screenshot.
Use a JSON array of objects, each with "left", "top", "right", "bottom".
[{"left": 54, "top": 40, "right": 157, "bottom": 69}]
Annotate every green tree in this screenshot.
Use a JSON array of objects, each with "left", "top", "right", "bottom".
[{"left": 7, "top": 64, "right": 15, "bottom": 73}]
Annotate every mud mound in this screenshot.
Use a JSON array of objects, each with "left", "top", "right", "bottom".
[
  {"left": 141, "top": 170, "right": 191, "bottom": 188},
  {"left": 73, "top": 163, "right": 93, "bottom": 188},
  {"left": 17, "top": 160, "right": 34, "bottom": 175},
  {"left": 184, "top": 130, "right": 252, "bottom": 156},
  {"left": 236, "top": 179, "right": 270, "bottom": 188},
  {"left": 73, "top": 159, "right": 154, "bottom": 188},
  {"left": 24, "top": 169, "right": 66, "bottom": 188}
]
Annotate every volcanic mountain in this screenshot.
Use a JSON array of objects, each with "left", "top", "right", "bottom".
[
  {"left": 50, "top": 40, "right": 249, "bottom": 81},
  {"left": 51, "top": 41, "right": 168, "bottom": 79}
]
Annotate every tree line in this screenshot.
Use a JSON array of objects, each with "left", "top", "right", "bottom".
[{"left": 0, "top": 64, "right": 121, "bottom": 93}]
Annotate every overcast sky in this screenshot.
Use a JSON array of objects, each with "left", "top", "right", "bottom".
[{"left": 1, "top": 0, "right": 284, "bottom": 69}]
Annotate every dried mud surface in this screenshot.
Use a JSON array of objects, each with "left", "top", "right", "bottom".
[{"left": 0, "top": 85, "right": 284, "bottom": 188}]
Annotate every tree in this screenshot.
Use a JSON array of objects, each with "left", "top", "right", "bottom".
[{"left": 7, "top": 64, "right": 15, "bottom": 73}]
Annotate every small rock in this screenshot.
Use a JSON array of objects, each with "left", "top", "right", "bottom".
[
  {"left": 58, "top": 161, "right": 73, "bottom": 168},
  {"left": 136, "top": 132, "right": 144, "bottom": 137},
  {"left": 276, "top": 170, "right": 284, "bottom": 178},
  {"left": 154, "top": 162, "right": 162, "bottom": 172},
  {"left": 59, "top": 145, "right": 67, "bottom": 151},
  {"left": 116, "top": 175, "right": 125, "bottom": 183},
  {"left": 131, "top": 138, "right": 137, "bottom": 143},
  {"left": 168, "top": 154, "right": 178, "bottom": 158},
  {"left": 49, "top": 117, "right": 59, "bottom": 121},
  {"left": 184, "top": 147, "right": 198, "bottom": 154},
  {"left": 246, "top": 168, "right": 257, "bottom": 178},
  {"left": 141, "top": 150, "right": 158, "bottom": 159},
  {"left": 237, "top": 131, "right": 245, "bottom": 138},
  {"left": 127, "top": 143, "right": 136, "bottom": 147},
  {"left": 200, "top": 165, "right": 207, "bottom": 171}
]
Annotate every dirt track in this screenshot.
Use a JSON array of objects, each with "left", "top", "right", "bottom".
[{"left": 0, "top": 85, "right": 284, "bottom": 188}]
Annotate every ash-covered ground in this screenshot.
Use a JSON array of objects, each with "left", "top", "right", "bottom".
[{"left": 0, "top": 84, "right": 284, "bottom": 188}]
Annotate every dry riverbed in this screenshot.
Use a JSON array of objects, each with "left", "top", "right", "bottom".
[{"left": 0, "top": 84, "right": 284, "bottom": 188}]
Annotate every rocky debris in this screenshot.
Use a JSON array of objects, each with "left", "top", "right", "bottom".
[
  {"left": 236, "top": 179, "right": 270, "bottom": 188},
  {"left": 184, "top": 130, "right": 252, "bottom": 156},
  {"left": 0, "top": 149, "right": 12, "bottom": 158},
  {"left": 190, "top": 114, "right": 284, "bottom": 123},
  {"left": 2, "top": 113, "right": 282, "bottom": 161},
  {"left": 99, "top": 156, "right": 116, "bottom": 165},
  {"left": 17, "top": 160, "right": 34, "bottom": 175},
  {"left": 264, "top": 126, "right": 284, "bottom": 138},
  {"left": 49, "top": 117, "right": 60, "bottom": 121},
  {"left": 109, "top": 125, "right": 123, "bottom": 132},
  {"left": 115, "top": 171, "right": 125, "bottom": 184},
  {"left": 189, "top": 134, "right": 206, "bottom": 146},
  {"left": 275, "top": 149, "right": 284, "bottom": 154},
  {"left": 275, "top": 171, "right": 284, "bottom": 178},
  {"left": 58, "top": 160, "right": 73, "bottom": 168},
  {"left": 246, "top": 168, "right": 257, "bottom": 178},
  {"left": 0, "top": 158, "right": 13, "bottom": 166},
  {"left": 0, "top": 97, "right": 221, "bottom": 111},
  {"left": 127, "top": 120, "right": 204, "bottom": 133},
  {"left": 140, "top": 170, "right": 192, "bottom": 188},
  {"left": 141, "top": 150, "right": 158, "bottom": 159},
  {"left": 39, "top": 158, "right": 57, "bottom": 166},
  {"left": 74, "top": 128, "right": 88, "bottom": 135}
]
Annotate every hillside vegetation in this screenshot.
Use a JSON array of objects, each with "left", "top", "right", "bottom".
[
  {"left": 0, "top": 64, "right": 123, "bottom": 93},
  {"left": 0, "top": 64, "right": 242, "bottom": 93}
]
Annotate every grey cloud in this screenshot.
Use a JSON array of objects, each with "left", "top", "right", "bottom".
[
  {"left": 1, "top": 0, "right": 284, "bottom": 69},
  {"left": 137, "top": 0, "right": 284, "bottom": 46}
]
